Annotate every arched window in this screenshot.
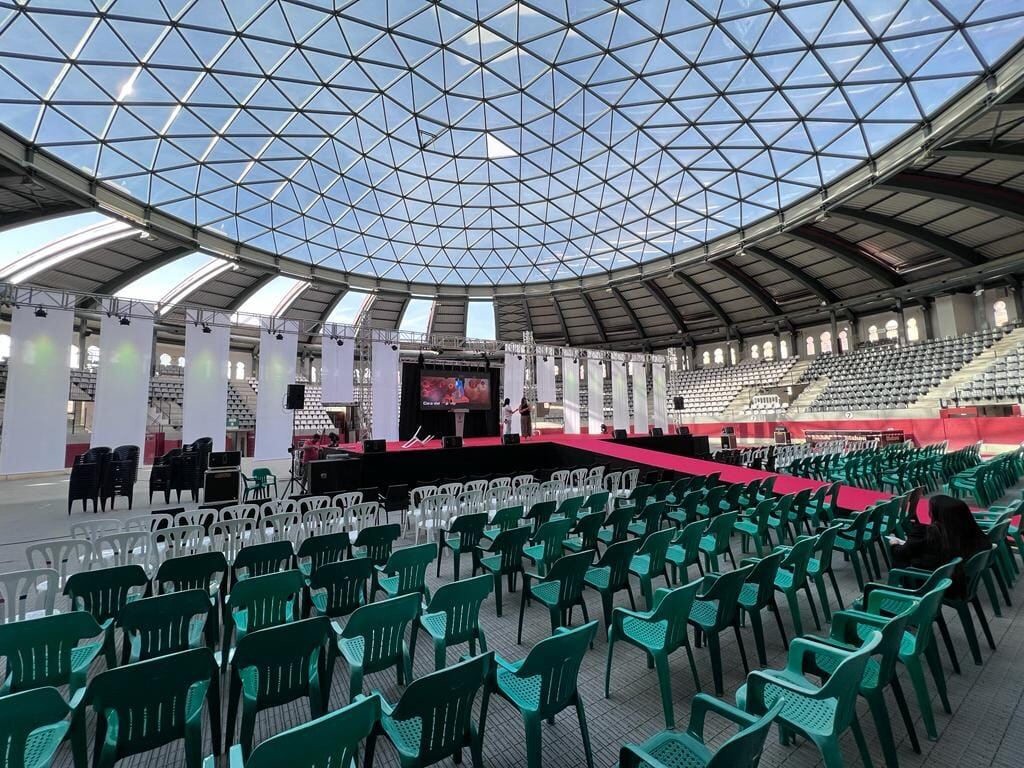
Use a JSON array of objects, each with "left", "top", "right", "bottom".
[
  {"left": 780, "top": 339, "right": 789, "bottom": 359},
  {"left": 0, "top": 333, "right": 10, "bottom": 362},
  {"left": 87, "top": 345, "right": 100, "bottom": 368},
  {"left": 311, "top": 366, "right": 317, "bottom": 382},
  {"left": 763, "top": 341, "right": 774, "bottom": 359},
  {"left": 177, "top": 356, "right": 185, "bottom": 368},
  {"left": 805, "top": 335, "right": 815, "bottom": 356},
  {"left": 70, "top": 344, "right": 80, "bottom": 368},
  {"left": 868, "top": 325, "right": 879, "bottom": 342},
  {"left": 885, "top": 319, "right": 898, "bottom": 340},
  {"left": 702, "top": 350, "right": 711, "bottom": 365},
  {"left": 993, "top": 300, "right": 1009, "bottom": 327},
  {"left": 729, "top": 347, "right": 737, "bottom": 365},
  {"left": 235, "top": 361, "right": 246, "bottom": 380},
  {"left": 159, "top": 353, "right": 172, "bottom": 367},
  {"left": 820, "top": 331, "right": 832, "bottom": 354},
  {"left": 838, "top": 330, "right": 848, "bottom": 352},
  {"left": 713, "top": 348, "right": 724, "bottom": 365},
  {"left": 750, "top": 344, "right": 759, "bottom": 359},
  {"left": 906, "top": 318, "right": 919, "bottom": 342}
]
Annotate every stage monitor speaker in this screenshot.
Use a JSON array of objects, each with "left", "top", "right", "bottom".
[
  {"left": 442, "top": 436, "right": 463, "bottom": 449},
  {"left": 676, "top": 426, "right": 690, "bottom": 436},
  {"left": 306, "top": 458, "right": 357, "bottom": 495},
  {"left": 203, "top": 469, "right": 240, "bottom": 504},
  {"left": 502, "top": 433, "right": 520, "bottom": 445},
  {"left": 362, "top": 439, "right": 386, "bottom": 454},
  {"left": 672, "top": 396, "right": 685, "bottom": 410},
  {"left": 209, "top": 450, "right": 241, "bottom": 468},
  {"left": 286, "top": 384, "right": 306, "bottom": 410},
  {"left": 649, "top": 427, "right": 664, "bottom": 437},
  {"left": 612, "top": 429, "right": 627, "bottom": 440}
]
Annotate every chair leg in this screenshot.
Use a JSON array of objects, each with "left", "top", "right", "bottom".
[
  {"left": 891, "top": 676, "right": 920, "bottom": 754},
  {"left": 785, "top": 590, "right": 804, "bottom": 637},
  {"left": 707, "top": 632, "right": 724, "bottom": 695},
  {"left": 972, "top": 597, "right": 996, "bottom": 650},
  {"left": 849, "top": 715, "right": 875, "bottom": 768},
  {"left": 732, "top": 619, "right": 749, "bottom": 674},
  {"left": 827, "top": 568, "right": 844, "bottom": 610},
  {"left": 652, "top": 652, "right": 675, "bottom": 728},
  {"left": 747, "top": 609, "right": 767, "bottom": 666},
  {"left": 771, "top": 597, "right": 789, "bottom": 650},
  {"left": 804, "top": 584, "right": 821, "bottom": 630},
  {"left": 936, "top": 612, "right": 961, "bottom": 674},
  {"left": 866, "top": 691, "right": 898, "bottom": 768},
  {"left": 523, "top": 715, "right": 543, "bottom": 768},
  {"left": 904, "top": 656, "right": 939, "bottom": 741},
  {"left": 955, "top": 604, "right": 983, "bottom": 665},
  {"left": 575, "top": 696, "right": 595, "bottom": 768},
  {"left": 517, "top": 585, "right": 529, "bottom": 644},
  {"left": 813, "top": 574, "right": 832, "bottom": 623},
  {"left": 924, "top": 640, "right": 952, "bottom": 714}
]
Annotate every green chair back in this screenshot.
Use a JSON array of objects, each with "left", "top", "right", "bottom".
[
  {"left": 352, "top": 524, "right": 401, "bottom": 566},
  {"left": 636, "top": 528, "right": 674, "bottom": 575},
  {"left": 634, "top": 501, "right": 667, "bottom": 541},
  {"left": 673, "top": 520, "right": 705, "bottom": 568},
  {"left": 423, "top": 574, "right": 492, "bottom": 648},
  {"left": 595, "top": 539, "right": 641, "bottom": 593},
  {"left": 695, "top": 566, "right": 752, "bottom": 630},
  {"left": 584, "top": 491, "right": 610, "bottom": 514},
  {"left": 0, "top": 686, "right": 70, "bottom": 768},
  {"left": 651, "top": 480, "right": 673, "bottom": 501},
  {"left": 958, "top": 546, "right": 994, "bottom": 603},
  {"left": 233, "top": 541, "right": 294, "bottom": 580},
  {"left": 297, "top": 533, "right": 349, "bottom": 576},
  {"left": 448, "top": 512, "right": 489, "bottom": 550},
  {"left": 704, "top": 512, "right": 738, "bottom": 554},
  {"left": 232, "top": 617, "right": 331, "bottom": 710},
  {"left": 742, "top": 552, "right": 783, "bottom": 608},
  {"left": 884, "top": 579, "right": 953, "bottom": 657},
  {"left": 780, "top": 535, "right": 815, "bottom": 589},
  {"left": 238, "top": 694, "right": 379, "bottom": 768},
  {"left": 515, "top": 622, "right": 597, "bottom": 719},
  {"left": 309, "top": 559, "right": 373, "bottom": 619},
  {"left": 252, "top": 468, "right": 273, "bottom": 482},
  {"left": 156, "top": 551, "right": 227, "bottom": 595},
  {"left": 64, "top": 564, "right": 149, "bottom": 624},
  {"left": 531, "top": 517, "right": 575, "bottom": 569},
  {"left": 556, "top": 495, "right": 586, "bottom": 520},
  {"left": 0, "top": 611, "right": 103, "bottom": 692},
  {"left": 602, "top": 505, "right": 636, "bottom": 543},
  {"left": 341, "top": 593, "right": 420, "bottom": 672},
  {"left": 708, "top": 696, "right": 785, "bottom": 768},
  {"left": 385, "top": 652, "right": 492, "bottom": 765},
  {"left": 570, "top": 510, "right": 606, "bottom": 552},
  {"left": 486, "top": 525, "right": 531, "bottom": 573},
  {"left": 381, "top": 543, "right": 437, "bottom": 597},
  {"left": 227, "top": 570, "right": 303, "bottom": 634},
  {"left": 543, "top": 551, "right": 593, "bottom": 607},
  {"left": 118, "top": 589, "right": 211, "bottom": 662},
  {"left": 650, "top": 582, "right": 701, "bottom": 654},
  {"left": 525, "top": 500, "right": 557, "bottom": 533},
  {"left": 488, "top": 505, "right": 523, "bottom": 535}
]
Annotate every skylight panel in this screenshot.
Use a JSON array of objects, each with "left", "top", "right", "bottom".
[{"left": 486, "top": 133, "right": 517, "bottom": 159}]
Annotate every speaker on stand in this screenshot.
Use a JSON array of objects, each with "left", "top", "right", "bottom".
[{"left": 281, "top": 384, "right": 306, "bottom": 497}]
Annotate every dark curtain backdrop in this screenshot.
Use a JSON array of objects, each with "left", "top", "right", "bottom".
[{"left": 399, "top": 363, "right": 500, "bottom": 440}]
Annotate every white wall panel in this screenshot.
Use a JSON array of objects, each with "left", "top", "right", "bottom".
[
  {"left": 535, "top": 353, "right": 556, "bottom": 402},
  {"left": 562, "top": 352, "right": 579, "bottom": 434},
  {"left": 502, "top": 351, "right": 525, "bottom": 434},
  {"left": 182, "top": 310, "right": 229, "bottom": 446},
  {"left": 254, "top": 320, "right": 298, "bottom": 460},
  {"left": 611, "top": 358, "right": 629, "bottom": 430},
  {"left": 91, "top": 310, "right": 155, "bottom": 451},
  {"left": 587, "top": 356, "right": 604, "bottom": 434},
  {"left": 371, "top": 341, "right": 400, "bottom": 441},
  {"left": 652, "top": 362, "right": 668, "bottom": 431},
  {"left": 320, "top": 323, "right": 354, "bottom": 403},
  {"left": 630, "top": 361, "right": 649, "bottom": 435}
]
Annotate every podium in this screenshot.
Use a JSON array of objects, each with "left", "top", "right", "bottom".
[{"left": 452, "top": 408, "right": 469, "bottom": 438}]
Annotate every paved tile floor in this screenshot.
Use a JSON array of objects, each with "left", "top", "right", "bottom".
[{"left": 2, "top": 465, "right": 1022, "bottom": 768}]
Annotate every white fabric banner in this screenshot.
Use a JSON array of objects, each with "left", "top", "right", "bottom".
[
  {"left": 587, "top": 356, "right": 604, "bottom": 434},
  {"left": 535, "top": 353, "right": 556, "bottom": 403},
  {"left": 562, "top": 353, "right": 580, "bottom": 434},
  {"left": 611, "top": 358, "right": 629, "bottom": 431},
  {"left": 371, "top": 341, "right": 400, "bottom": 441},
  {"left": 631, "top": 361, "right": 649, "bottom": 435},
  {"left": 502, "top": 351, "right": 525, "bottom": 434},
  {"left": 254, "top": 320, "right": 298, "bottom": 460},
  {"left": 92, "top": 310, "right": 155, "bottom": 450},
  {"left": 0, "top": 299, "right": 73, "bottom": 474},
  {"left": 182, "top": 310, "right": 229, "bottom": 446},
  {"left": 320, "top": 323, "right": 354, "bottom": 403},
  {"left": 652, "top": 362, "right": 668, "bottom": 431}
]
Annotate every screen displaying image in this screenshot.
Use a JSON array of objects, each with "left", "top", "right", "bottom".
[{"left": 421, "top": 373, "right": 491, "bottom": 410}]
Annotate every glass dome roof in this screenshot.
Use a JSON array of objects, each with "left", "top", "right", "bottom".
[{"left": 0, "top": 1, "right": 1021, "bottom": 286}]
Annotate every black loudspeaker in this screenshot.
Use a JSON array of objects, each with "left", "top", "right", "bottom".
[
  {"left": 676, "top": 426, "right": 690, "bottom": 436},
  {"left": 362, "top": 439, "right": 386, "bottom": 454},
  {"left": 203, "top": 469, "right": 240, "bottom": 504},
  {"left": 306, "top": 459, "right": 358, "bottom": 494},
  {"left": 672, "top": 396, "right": 685, "bottom": 410},
  {"left": 442, "top": 436, "right": 463, "bottom": 449},
  {"left": 209, "top": 451, "right": 241, "bottom": 468},
  {"left": 502, "top": 433, "right": 520, "bottom": 445},
  {"left": 612, "top": 429, "right": 627, "bottom": 440},
  {"left": 650, "top": 427, "right": 664, "bottom": 437},
  {"left": 286, "top": 384, "right": 306, "bottom": 410}
]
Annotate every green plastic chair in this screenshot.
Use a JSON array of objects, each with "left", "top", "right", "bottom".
[
  {"left": 688, "top": 567, "right": 752, "bottom": 694},
  {"left": 834, "top": 509, "right": 875, "bottom": 590},
  {"left": 737, "top": 632, "right": 883, "bottom": 768},
  {"left": 308, "top": 557, "right": 373, "bottom": 622},
  {"left": 733, "top": 499, "right": 774, "bottom": 555},
  {"left": 806, "top": 607, "right": 917, "bottom": 768},
  {"left": 524, "top": 500, "right": 557, "bottom": 534},
  {"left": 375, "top": 542, "right": 438, "bottom": 601},
  {"left": 482, "top": 505, "right": 523, "bottom": 541},
  {"left": 555, "top": 495, "right": 586, "bottom": 521},
  {"left": 666, "top": 520, "right": 705, "bottom": 584},
  {"left": 296, "top": 532, "right": 349, "bottom": 582},
  {"left": 765, "top": 494, "right": 795, "bottom": 545},
  {"left": 85, "top": 647, "right": 221, "bottom": 768},
  {"left": 807, "top": 524, "right": 845, "bottom": 622},
  {"left": 737, "top": 552, "right": 788, "bottom": 666},
  {"left": 517, "top": 550, "right": 593, "bottom": 644},
  {"left": 220, "top": 570, "right": 303, "bottom": 671},
  {"left": 627, "top": 501, "right": 667, "bottom": 542},
  {"left": 63, "top": 564, "right": 150, "bottom": 668},
  {"left": 629, "top": 528, "right": 675, "bottom": 609},
  {"left": 698, "top": 512, "right": 738, "bottom": 572},
  {"left": 597, "top": 505, "right": 636, "bottom": 547},
  {"left": 438, "top": 511, "right": 488, "bottom": 580},
  {"left": 523, "top": 517, "right": 574, "bottom": 576},
  {"left": 666, "top": 491, "right": 700, "bottom": 528},
  {"left": 351, "top": 523, "right": 402, "bottom": 566},
  {"left": 336, "top": 593, "right": 421, "bottom": 701},
  {"left": 495, "top": 622, "right": 598, "bottom": 768},
  {"left": 206, "top": 694, "right": 380, "bottom": 768},
  {"left": 664, "top": 477, "right": 693, "bottom": 506},
  {"left": 606, "top": 583, "right": 701, "bottom": 729},
  {"left": 368, "top": 652, "right": 492, "bottom": 768},
  {"left": 475, "top": 525, "right": 531, "bottom": 616},
  {"left": 226, "top": 617, "right": 331, "bottom": 759},
  {"left": 232, "top": 540, "right": 294, "bottom": 581},
  {"left": 617, "top": 693, "right": 785, "bottom": 768},
  {"left": 117, "top": 589, "right": 211, "bottom": 664},
  {"left": 584, "top": 490, "right": 610, "bottom": 515},
  {"left": 772, "top": 535, "right": 821, "bottom": 637},
  {"left": 584, "top": 538, "right": 641, "bottom": 630},
  {"left": 244, "top": 468, "right": 277, "bottom": 500},
  {"left": 415, "top": 574, "right": 491, "bottom": 671},
  {"left": 0, "top": 611, "right": 102, "bottom": 768},
  {"left": 562, "top": 510, "right": 606, "bottom": 555},
  {"left": 156, "top": 551, "right": 227, "bottom": 650},
  {"left": 0, "top": 686, "right": 71, "bottom": 768},
  {"left": 936, "top": 547, "right": 997, "bottom": 669}
]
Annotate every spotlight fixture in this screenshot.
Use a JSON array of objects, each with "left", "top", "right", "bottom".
[
  {"left": 275, "top": 332, "right": 284, "bottom": 341},
  {"left": 336, "top": 338, "right": 344, "bottom": 347},
  {"left": 417, "top": 352, "right": 425, "bottom": 366},
  {"left": 391, "top": 344, "right": 398, "bottom": 351},
  {"left": 34, "top": 306, "right": 47, "bottom": 318},
  {"left": 542, "top": 355, "right": 548, "bottom": 362},
  {"left": 119, "top": 316, "right": 131, "bottom": 326},
  {"left": 201, "top": 324, "right": 212, "bottom": 334}
]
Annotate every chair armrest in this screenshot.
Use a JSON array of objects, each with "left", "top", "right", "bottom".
[
  {"left": 492, "top": 653, "right": 523, "bottom": 674},
  {"left": 830, "top": 608, "right": 889, "bottom": 643},
  {"left": 618, "top": 744, "right": 671, "bottom": 768},
  {"left": 739, "top": 556, "right": 763, "bottom": 567},
  {"left": 865, "top": 588, "right": 921, "bottom": 616},
  {"left": 688, "top": 692, "right": 758, "bottom": 741},
  {"left": 611, "top": 605, "right": 654, "bottom": 635},
  {"left": 887, "top": 567, "right": 928, "bottom": 587},
  {"left": 786, "top": 636, "right": 856, "bottom": 679}
]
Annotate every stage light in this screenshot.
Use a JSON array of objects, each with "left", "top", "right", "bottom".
[
  {"left": 336, "top": 338, "right": 344, "bottom": 347},
  {"left": 119, "top": 316, "right": 131, "bottom": 326},
  {"left": 391, "top": 344, "right": 398, "bottom": 351},
  {"left": 34, "top": 306, "right": 47, "bottom": 318},
  {"left": 417, "top": 352, "right": 425, "bottom": 365},
  {"left": 201, "top": 324, "right": 212, "bottom": 334},
  {"left": 275, "top": 332, "right": 284, "bottom": 341}
]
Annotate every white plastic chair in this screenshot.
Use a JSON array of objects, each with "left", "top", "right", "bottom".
[
  {"left": 463, "top": 479, "right": 488, "bottom": 495},
  {"left": 488, "top": 477, "right": 512, "bottom": 492},
  {"left": 617, "top": 468, "right": 639, "bottom": 499},
  {"left": 489, "top": 486, "right": 513, "bottom": 512},
  {"left": 210, "top": 518, "right": 258, "bottom": 566},
  {"left": 458, "top": 490, "right": 484, "bottom": 516},
  {"left": 438, "top": 482, "right": 463, "bottom": 498},
  {"left": 175, "top": 508, "right": 220, "bottom": 528},
  {"left": 299, "top": 495, "right": 331, "bottom": 513},
  {"left": 348, "top": 502, "right": 379, "bottom": 535},
  {"left": 302, "top": 506, "right": 345, "bottom": 537},
  {"left": 413, "top": 494, "right": 452, "bottom": 545},
  {"left": 0, "top": 568, "right": 59, "bottom": 623},
  {"left": 123, "top": 513, "right": 175, "bottom": 534},
  {"left": 150, "top": 525, "right": 207, "bottom": 567},
  {"left": 70, "top": 518, "right": 122, "bottom": 541},
  {"left": 25, "top": 539, "right": 93, "bottom": 589},
  {"left": 260, "top": 512, "right": 303, "bottom": 547},
  {"left": 568, "top": 467, "right": 588, "bottom": 493},
  {"left": 92, "top": 532, "right": 153, "bottom": 573},
  {"left": 331, "top": 491, "right": 363, "bottom": 511},
  {"left": 221, "top": 503, "right": 261, "bottom": 521}
]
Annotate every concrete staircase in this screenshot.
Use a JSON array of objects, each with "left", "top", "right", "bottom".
[
  {"left": 787, "top": 374, "right": 829, "bottom": 414},
  {"left": 721, "top": 386, "right": 757, "bottom": 420},
  {"left": 914, "top": 326, "right": 1024, "bottom": 409}
]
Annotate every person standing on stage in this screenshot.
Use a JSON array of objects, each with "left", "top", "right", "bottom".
[
  {"left": 502, "top": 397, "right": 516, "bottom": 436},
  {"left": 519, "top": 397, "right": 532, "bottom": 438}
]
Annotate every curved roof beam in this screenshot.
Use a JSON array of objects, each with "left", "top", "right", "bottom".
[
  {"left": 831, "top": 207, "right": 985, "bottom": 268},
  {"left": 709, "top": 259, "right": 783, "bottom": 317},
  {"left": 90, "top": 246, "right": 195, "bottom": 298},
  {"left": 744, "top": 246, "right": 839, "bottom": 305},
  {"left": 0, "top": 219, "right": 136, "bottom": 283},
  {"left": 643, "top": 279, "right": 690, "bottom": 335},
  {"left": 788, "top": 225, "right": 905, "bottom": 288},
  {"left": 551, "top": 296, "right": 572, "bottom": 344},
  {"left": 157, "top": 259, "right": 237, "bottom": 314},
  {"left": 932, "top": 142, "right": 1024, "bottom": 164},
  {"left": 580, "top": 292, "right": 608, "bottom": 344},
  {"left": 611, "top": 287, "right": 646, "bottom": 338},
  {"left": 271, "top": 280, "right": 312, "bottom": 317},
  {"left": 877, "top": 171, "right": 1024, "bottom": 226},
  {"left": 671, "top": 272, "right": 733, "bottom": 328},
  {"left": 0, "top": 203, "right": 81, "bottom": 234}
]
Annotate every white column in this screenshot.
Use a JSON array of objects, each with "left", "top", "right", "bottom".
[
  {"left": 320, "top": 323, "right": 354, "bottom": 403},
  {"left": 535, "top": 352, "right": 556, "bottom": 402},
  {"left": 371, "top": 341, "right": 401, "bottom": 441},
  {"left": 182, "top": 310, "right": 229, "bottom": 446},
  {"left": 630, "top": 360, "right": 648, "bottom": 435},
  {"left": 652, "top": 361, "right": 668, "bottom": 431},
  {"left": 92, "top": 308, "right": 155, "bottom": 450},
  {"left": 611, "top": 357, "right": 629, "bottom": 431},
  {"left": 254, "top": 320, "right": 298, "bottom": 460},
  {"left": 562, "top": 352, "right": 580, "bottom": 434},
  {"left": 587, "top": 355, "right": 604, "bottom": 434},
  {"left": 502, "top": 350, "right": 525, "bottom": 433}
]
